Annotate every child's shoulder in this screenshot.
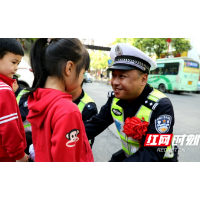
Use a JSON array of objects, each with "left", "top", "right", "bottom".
[
  {"left": 50, "top": 97, "right": 81, "bottom": 125},
  {"left": 0, "top": 81, "right": 13, "bottom": 94},
  {"left": 55, "top": 97, "right": 80, "bottom": 114},
  {"left": 0, "top": 81, "right": 15, "bottom": 104}
]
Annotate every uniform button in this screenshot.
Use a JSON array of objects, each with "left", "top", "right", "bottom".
[{"left": 88, "top": 105, "right": 90, "bottom": 107}]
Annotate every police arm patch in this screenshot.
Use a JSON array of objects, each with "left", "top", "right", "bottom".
[{"left": 155, "top": 114, "right": 172, "bottom": 134}]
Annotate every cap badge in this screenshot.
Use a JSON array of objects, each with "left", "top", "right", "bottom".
[{"left": 115, "top": 45, "right": 123, "bottom": 56}]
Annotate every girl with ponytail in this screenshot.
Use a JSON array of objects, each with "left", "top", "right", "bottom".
[{"left": 26, "top": 38, "right": 94, "bottom": 162}]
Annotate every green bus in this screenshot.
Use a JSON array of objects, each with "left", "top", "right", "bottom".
[{"left": 147, "top": 57, "right": 200, "bottom": 94}]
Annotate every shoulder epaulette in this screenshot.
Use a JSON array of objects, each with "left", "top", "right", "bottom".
[
  {"left": 85, "top": 103, "right": 94, "bottom": 111},
  {"left": 143, "top": 99, "right": 159, "bottom": 111}
]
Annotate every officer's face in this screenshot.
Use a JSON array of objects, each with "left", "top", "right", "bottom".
[{"left": 111, "top": 69, "right": 147, "bottom": 102}]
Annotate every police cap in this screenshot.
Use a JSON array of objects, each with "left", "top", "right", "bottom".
[{"left": 108, "top": 43, "right": 157, "bottom": 74}]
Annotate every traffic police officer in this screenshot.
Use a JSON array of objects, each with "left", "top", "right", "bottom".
[
  {"left": 84, "top": 43, "right": 178, "bottom": 162},
  {"left": 13, "top": 76, "right": 32, "bottom": 155},
  {"left": 70, "top": 82, "right": 98, "bottom": 148}
]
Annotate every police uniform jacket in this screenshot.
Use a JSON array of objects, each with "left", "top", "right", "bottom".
[
  {"left": 15, "top": 86, "right": 29, "bottom": 122},
  {"left": 84, "top": 83, "right": 175, "bottom": 162}
]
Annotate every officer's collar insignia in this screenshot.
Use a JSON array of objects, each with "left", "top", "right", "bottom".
[
  {"left": 112, "top": 108, "right": 122, "bottom": 116},
  {"left": 115, "top": 45, "right": 123, "bottom": 56},
  {"left": 108, "top": 91, "right": 115, "bottom": 98},
  {"left": 155, "top": 115, "right": 172, "bottom": 133}
]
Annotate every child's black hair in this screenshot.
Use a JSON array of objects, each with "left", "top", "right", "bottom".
[
  {"left": 84, "top": 50, "right": 90, "bottom": 71},
  {"left": 80, "top": 51, "right": 90, "bottom": 88},
  {"left": 0, "top": 38, "right": 24, "bottom": 59},
  {"left": 28, "top": 38, "right": 90, "bottom": 96}
]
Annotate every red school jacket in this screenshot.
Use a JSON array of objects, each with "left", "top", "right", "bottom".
[
  {"left": 0, "top": 74, "right": 27, "bottom": 162},
  {"left": 27, "top": 88, "right": 94, "bottom": 162}
]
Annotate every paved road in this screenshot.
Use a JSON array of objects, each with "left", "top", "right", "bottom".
[{"left": 83, "top": 82, "right": 200, "bottom": 162}]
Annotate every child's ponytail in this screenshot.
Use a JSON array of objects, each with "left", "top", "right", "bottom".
[{"left": 29, "top": 38, "right": 48, "bottom": 95}]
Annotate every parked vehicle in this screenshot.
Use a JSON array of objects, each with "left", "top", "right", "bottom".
[
  {"left": 197, "top": 81, "right": 200, "bottom": 93},
  {"left": 15, "top": 58, "right": 34, "bottom": 88},
  {"left": 85, "top": 72, "right": 95, "bottom": 83},
  {"left": 148, "top": 57, "right": 200, "bottom": 94},
  {"left": 83, "top": 73, "right": 87, "bottom": 82}
]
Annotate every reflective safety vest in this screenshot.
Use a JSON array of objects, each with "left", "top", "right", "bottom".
[
  {"left": 16, "top": 89, "right": 31, "bottom": 132},
  {"left": 77, "top": 92, "right": 95, "bottom": 113},
  {"left": 111, "top": 88, "right": 174, "bottom": 159},
  {"left": 78, "top": 92, "right": 95, "bottom": 145}
]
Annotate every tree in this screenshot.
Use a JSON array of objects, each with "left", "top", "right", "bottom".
[
  {"left": 113, "top": 38, "right": 168, "bottom": 58},
  {"left": 26, "top": 38, "right": 37, "bottom": 44},
  {"left": 134, "top": 38, "right": 168, "bottom": 58},
  {"left": 112, "top": 38, "right": 136, "bottom": 46},
  {"left": 16, "top": 38, "right": 37, "bottom": 45},
  {"left": 89, "top": 50, "right": 110, "bottom": 71},
  {"left": 16, "top": 38, "right": 37, "bottom": 53},
  {"left": 171, "top": 38, "right": 192, "bottom": 54},
  {"left": 136, "top": 38, "right": 192, "bottom": 58}
]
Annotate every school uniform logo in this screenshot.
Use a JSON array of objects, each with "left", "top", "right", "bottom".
[
  {"left": 66, "top": 129, "right": 79, "bottom": 147},
  {"left": 155, "top": 115, "right": 172, "bottom": 134},
  {"left": 112, "top": 108, "right": 122, "bottom": 116}
]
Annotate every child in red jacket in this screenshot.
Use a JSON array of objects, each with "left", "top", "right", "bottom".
[
  {"left": 26, "top": 38, "right": 94, "bottom": 162},
  {"left": 0, "top": 38, "right": 29, "bottom": 162}
]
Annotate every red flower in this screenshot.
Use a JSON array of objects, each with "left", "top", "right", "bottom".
[{"left": 123, "top": 116, "right": 149, "bottom": 140}]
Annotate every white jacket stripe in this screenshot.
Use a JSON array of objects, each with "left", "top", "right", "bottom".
[
  {"left": 0, "top": 116, "right": 18, "bottom": 124},
  {"left": 0, "top": 83, "right": 12, "bottom": 88},
  {"left": 0, "top": 87, "right": 12, "bottom": 91},
  {"left": 0, "top": 113, "right": 18, "bottom": 120}
]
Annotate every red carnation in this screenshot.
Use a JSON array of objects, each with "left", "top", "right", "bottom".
[{"left": 123, "top": 116, "right": 149, "bottom": 141}]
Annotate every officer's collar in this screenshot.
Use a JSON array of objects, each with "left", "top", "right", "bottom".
[
  {"left": 15, "top": 85, "right": 24, "bottom": 98},
  {"left": 116, "top": 84, "right": 153, "bottom": 113},
  {"left": 73, "top": 88, "right": 84, "bottom": 105}
]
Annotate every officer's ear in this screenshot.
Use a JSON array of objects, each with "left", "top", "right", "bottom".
[{"left": 141, "top": 73, "right": 148, "bottom": 86}]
